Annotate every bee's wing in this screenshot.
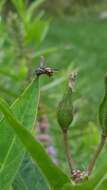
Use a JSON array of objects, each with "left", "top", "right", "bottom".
[{"left": 40, "top": 56, "right": 45, "bottom": 68}]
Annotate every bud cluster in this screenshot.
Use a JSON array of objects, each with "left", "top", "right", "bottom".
[{"left": 56, "top": 72, "right": 107, "bottom": 182}]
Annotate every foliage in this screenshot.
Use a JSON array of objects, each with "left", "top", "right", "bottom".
[
  {"left": 0, "top": 0, "right": 107, "bottom": 189},
  {"left": 0, "top": 77, "right": 40, "bottom": 190},
  {"left": 42, "top": 0, "right": 105, "bottom": 16},
  {"left": 0, "top": 0, "right": 50, "bottom": 103}
]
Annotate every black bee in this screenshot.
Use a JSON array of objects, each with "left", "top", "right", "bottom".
[{"left": 35, "top": 56, "right": 58, "bottom": 77}]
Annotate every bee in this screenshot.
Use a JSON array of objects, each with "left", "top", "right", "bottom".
[{"left": 35, "top": 56, "right": 58, "bottom": 77}]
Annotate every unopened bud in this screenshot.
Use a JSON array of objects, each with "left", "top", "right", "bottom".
[{"left": 57, "top": 72, "right": 77, "bottom": 132}]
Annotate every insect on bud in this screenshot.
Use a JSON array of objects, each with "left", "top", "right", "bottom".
[
  {"left": 57, "top": 72, "right": 77, "bottom": 132},
  {"left": 99, "top": 74, "right": 107, "bottom": 136}
]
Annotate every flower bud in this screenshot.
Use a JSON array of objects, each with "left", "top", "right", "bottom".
[
  {"left": 99, "top": 74, "right": 107, "bottom": 135},
  {"left": 57, "top": 72, "right": 77, "bottom": 132},
  {"left": 47, "top": 146, "right": 56, "bottom": 156},
  {"left": 37, "top": 134, "right": 51, "bottom": 143}
]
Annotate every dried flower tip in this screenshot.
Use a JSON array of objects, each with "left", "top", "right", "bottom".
[{"left": 68, "top": 72, "right": 77, "bottom": 91}]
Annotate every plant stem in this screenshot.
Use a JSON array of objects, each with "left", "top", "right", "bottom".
[
  {"left": 63, "top": 129, "right": 74, "bottom": 174},
  {"left": 87, "top": 133, "right": 106, "bottom": 176}
]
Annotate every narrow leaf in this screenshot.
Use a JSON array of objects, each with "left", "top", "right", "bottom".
[
  {"left": 0, "top": 98, "right": 70, "bottom": 190},
  {"left": 27, "top": 0, "right": 46, "bottom": 21},
  {"left": 11, "top": 0, "right": 26, "bottom": 18},
  {"left": 0, "top": 78, "right": 40, "bottom": 190}
]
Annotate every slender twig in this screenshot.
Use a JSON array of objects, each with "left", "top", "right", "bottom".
[
  {"left": 87, "top": 133, "right": 106, "bottom": 176},
  {"left": 63, "top": 129, "right": 75, "bottom": 174}
]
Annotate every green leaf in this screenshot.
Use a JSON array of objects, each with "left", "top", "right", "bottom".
[
  {"left": 96, "top": 177, "right": 107, "bottom": 190},
  {"left": 0, "top": 97, "right": 71, "bottom": 190},
  {"left": 85, "top": 157, "right": 107, "bottom": 190},
  {"left": 0, "top": 78, "right": 40, "bottom": 190},
  {"left": 61, "top": 183, "right": 74, "bottom": 190},
  {"left": 0, "top": 0, "right": 6, "bottom": 12},
  {"left": 25, "top": 18, "right": 50, "bottom": 46},
  {"left": 33, "top": 45, "right": 72, "bottom": 59},
  {"left": 27, "top": 0, "right": 46, "bottom": 21},
  {"left": 9, "top": 186, "right": 13, "bottom": 190},
  {"left": 0, "top": 85, "right": 17, "bottom": 98},
  {"left": 62, "top": 182, "right": 89, "bottom": 190},
  {"left": 13, "top": 154, "right": 49, "bottom": 190},
  {"left": 11, "top": 0, "right": 26, "bottom": 18}
]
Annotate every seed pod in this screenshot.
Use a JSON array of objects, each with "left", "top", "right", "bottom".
[
  {"left": 57, "top": 72, "right": 77, "bottom": 132},
  {"left": 99, "top": 74, "right": 107, "bottom": 135}
]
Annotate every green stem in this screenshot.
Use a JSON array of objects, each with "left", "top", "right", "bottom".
[
  {"left": 87, "top": 133, "right": 106, "bottom": 176},
  {"left": 63, "top": 129, "right": 74, "bottom": 174}
]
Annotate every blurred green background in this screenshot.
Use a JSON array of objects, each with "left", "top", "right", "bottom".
[{"left": 0, "top": 0, "right": 107, "bottom": 176}]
